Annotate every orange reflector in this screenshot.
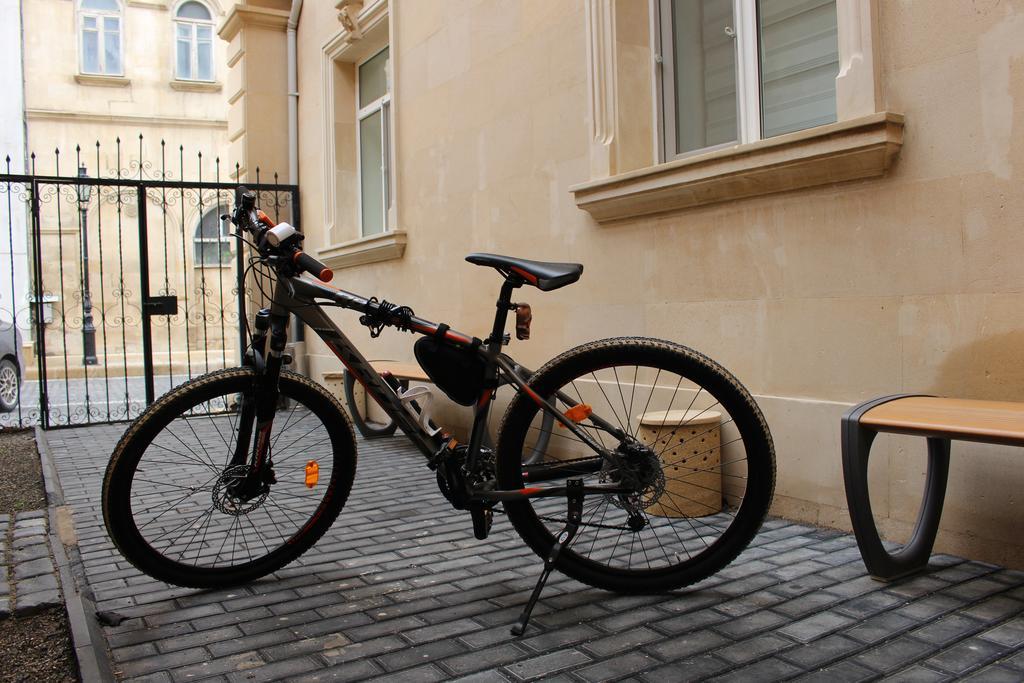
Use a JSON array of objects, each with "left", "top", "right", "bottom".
[
  {"left": 305, "top": 460, "right": 319, "bottom": 488},
  {"left": 559, "top": 403, "right": 592, "bottom": 427}
]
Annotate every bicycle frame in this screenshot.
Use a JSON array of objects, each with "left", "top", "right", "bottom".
[{"left": 260, "top": 272, "right": 633, "bottom": 503}]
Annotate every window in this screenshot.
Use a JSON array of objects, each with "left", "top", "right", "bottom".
[
  {"left": 357, "top": 47, "right": 390, "bottom": 237},
  {"left": 659, "top": 0, "right": 838, "bottom": 159},
  {"left": 193, "top": 210, "right": 232, "bottom": 266},
  {"left": 79, "top": 0, "right": 123, "bottom": 76},
  {"left": 175, "top": 1, "right": 214, "bottom": 82}
]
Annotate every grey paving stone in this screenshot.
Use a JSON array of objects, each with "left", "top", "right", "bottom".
[
  {"left": 440, "top": 643, "right": 528, "bottom": 676},
  {"left": 650, "top": 606, "right": 729, "bottom": 636},
  {"left": 962, "top": 665, "right": 1024, "bottom": 682},
  {"left": 911, "top": 614, "right": 987, "bottom": 647},
  {"left": 716, "top": 633, "right": 793, "bottom": 664},
  {"left": 290, "top": 659, "right": 384, "bottom": 682},
  {"left": 711, "top": 609, "right": 787, "bottom": 638},
  {"left": 641, "top": 655, "right": 729, "bottom": 683},
  {"left": 320, "top": 634, "right": 407, "bottom": 665},
  {"left": 11, "top": 543, "right": 50, "bottom": 563},
  {"left": 377, "top": 639, "right": 467, "bottom": 673},
  {"left": 574, "top": 652, "right": 660, "bottom": 681},
  {"left": 505, "top": 648, "right": 592, "bottom": 681},
  {"left": 880, "top": 664, "right": 952, "bottom": 682},
  {"left": 168, "top": 651, "right": 264, "bottom": 682},
  {"left": 853, "top": 635, "right": 937, "bottom": 674},
  {"left": 797, "top": 659, "right": 877, "bottom": 683},
  {"left": 836, "top": 590, "right": 905, "bottom": 618},
  {"left": 778, "top": 633, "right": 865, "bottom": 669},
  {"left": 223, "top": 656, "right": 321, "bottom": 682},
  {"left": 644, "top": 630, "right": 730, "bottom": 661},
  {"left": 978, "top": 617, "right": 1024, "bottom": 648},
  {"left": 582, "top": 626, "right": 662, "bottom": 658},
  {"left": 13, "top": 556, "right": 56, "bottom": 581},
  {"left": 778, "top": 611, "right": 857, "bottom": 643},
  {"left": 924, "top": 636, "right": 1010, "bottom": 675},
  {"left": 706, "top": 656, "right": 802, "bottom": 682},
  {"left": 117, "top": 647, "right": 210, "bottom": 678},
  {"left": 843, "top": 609, "right": 919, "bottom": 645},
  {"left": 15, "top": 588, "right": 62, "bottom": 614},
  {"left": 961, "top": 596, "right": 1024, "bottom": 624},
  {"left": 520, "top": 623, "right": 601, "bottom": 652}
]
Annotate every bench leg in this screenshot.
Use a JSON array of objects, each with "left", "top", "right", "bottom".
[{"left": 842, "top": 415, "right": 951, "bottom": 582}]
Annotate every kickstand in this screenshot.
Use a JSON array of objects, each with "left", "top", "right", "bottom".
[{"left": 511, "top": 478, "right": 584, "bottom": 636}]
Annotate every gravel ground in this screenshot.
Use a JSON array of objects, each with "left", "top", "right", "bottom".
[
  {"left": 0, "top": 429, "right": 47, "bottom": 513},
  {"left": 0, "top": 430, "right": 79, "bottom": 682},
  {"left": 0, "top": 608, "right": 78, "bottom": 682}
]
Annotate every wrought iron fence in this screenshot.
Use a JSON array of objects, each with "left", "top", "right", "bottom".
[{"left": 0, "top": 136, "right": 297, "bottom": 429}]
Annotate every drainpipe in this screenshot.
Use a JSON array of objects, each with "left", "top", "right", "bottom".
[
  {"left": 287, "top": 0, "right": 302, "bottom": 184},
  {"left": 286, "top": 0, "right": 306, "bottom": 359}
]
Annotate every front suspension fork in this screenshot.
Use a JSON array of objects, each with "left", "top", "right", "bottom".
[{"left": 230, "top": 308, "right": 288, "bottom": 494}]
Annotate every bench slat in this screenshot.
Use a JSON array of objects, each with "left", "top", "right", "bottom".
[
  {"left": 323, "top": 361, "right": 429, "bottom": 383},
  {"left": 860, "top": 396, "right": 1024, "bottom": 446}
]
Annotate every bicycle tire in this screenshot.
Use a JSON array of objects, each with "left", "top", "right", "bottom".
[
  {"left": 496, "top": 337, "right": 775, "bottom": 593},
  {"left": 102, "top": 367, "right": 357, "bottom": 589},
  {"left": 344, "top": 369, "right": 399, "bottom": 438}
]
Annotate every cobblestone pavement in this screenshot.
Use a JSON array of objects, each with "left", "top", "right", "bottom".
[
  {"left": 1, "top": 509, "right": 64, "bottom": 616},
  {"left": 46, "top": 423, "right": 1024, "bottom": 682}
]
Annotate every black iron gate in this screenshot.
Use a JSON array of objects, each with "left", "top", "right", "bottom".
[{"left": 0, "top": 139, "right": 297, "bottom": 429}]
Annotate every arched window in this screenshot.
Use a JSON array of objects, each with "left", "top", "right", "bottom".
[
  {"left": 175, "top": 1, "right": 214, "bottom": 81},
  {"left": 193, "top": 209, "right": 232, "bottom": 266},
  {"left": 79, "top": 0, "right": 123, "bottom": 76}
]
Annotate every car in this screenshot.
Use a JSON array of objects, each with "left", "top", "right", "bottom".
[{"left": 0, "top": 320, "right": 23, "bottom": 412}]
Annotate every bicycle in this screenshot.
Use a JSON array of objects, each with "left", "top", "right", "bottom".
[{"left": 102, "top": 188, "right": 776, "bottom": 634}]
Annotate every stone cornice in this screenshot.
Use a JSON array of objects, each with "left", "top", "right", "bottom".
[
  {"left": 218, "top": 6, "right": 290, "bottom": 41},
  {"left": 26, "top": 108, "right": 227, "bottom": 129}
]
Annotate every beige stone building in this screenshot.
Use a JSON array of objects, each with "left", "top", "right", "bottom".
[
  {"left": 19, "top": 0, "right": 241, "bottom": 377},
  {"left": 222, "top": 0, "right": 1024, "bottom": 567}
]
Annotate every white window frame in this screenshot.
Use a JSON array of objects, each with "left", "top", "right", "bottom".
[
  {"left": 78, "top": 0, "right": 124, "bottom": 77},
  {"left": 173, "top": 1, "right": 215, "bottom": 82},
  {"left": 658, "top": 0, "right": 836, "bottom": 162},
  {"left": 355, "top": 46, "right": 392, "bottom": 238},
  {"left": 193, "top": 210, "right": 232, "bottom": 267}
]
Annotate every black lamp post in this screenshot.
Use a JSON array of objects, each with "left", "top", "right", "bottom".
[{"left": 78, "top": 165, "right": 98, "bottom": 365}]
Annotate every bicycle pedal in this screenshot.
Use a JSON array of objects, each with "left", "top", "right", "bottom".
[{"left": 470, "top": 504, "right": 493, "bottom": 540}]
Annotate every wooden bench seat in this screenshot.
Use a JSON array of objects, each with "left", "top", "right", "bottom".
[
  {"left": 323, "top": 360, "right": 432, "bottom": 438},
  {"left": 842, "top": 393, "right": 1024, "bottom": 581},
  {"left": 322, "top": 360, "right": 429, "bottom": 385}
]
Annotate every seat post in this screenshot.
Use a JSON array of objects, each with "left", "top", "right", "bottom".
[{"left": 487, "top": 276, "right": 522, "bottom": 352}]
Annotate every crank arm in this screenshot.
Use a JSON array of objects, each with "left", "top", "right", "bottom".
[{"left": 472, "top": 484, "right": 631, "bottom": 503}]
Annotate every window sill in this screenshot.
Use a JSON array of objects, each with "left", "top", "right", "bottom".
[
  {"left": 318, "top": 230, "right": 407, "bottom": 270},
  {"left": 170, "top": 80, "right": 222, "bottom": 93},
  {"left": 570, "top": 112, "right": 905, "bottom": 223},
  {"left": 75, "top": 73, "right": 130, "bottom": 87}
]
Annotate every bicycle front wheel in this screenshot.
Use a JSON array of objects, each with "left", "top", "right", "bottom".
[
  {"left": 496, "top": 338, "right": 775, "bottom": 593},
  {"left": 102, "top": 368, "right": 357, "bottom": 588}
]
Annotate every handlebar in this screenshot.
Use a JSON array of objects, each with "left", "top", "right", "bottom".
[
  {"left": 230, "top": 185, "right": 334, "bottom": 283},
  {"left": 292, "top": 250, "right": 334, "bottom": 282}
]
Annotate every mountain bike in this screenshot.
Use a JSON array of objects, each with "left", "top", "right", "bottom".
[{"left": 102, "top": 188, "right": 776, "bottom": 634}]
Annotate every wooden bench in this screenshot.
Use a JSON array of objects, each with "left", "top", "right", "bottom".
[
  {"left": 842, "top": 394, "right": 1024, "bottom": 581},
  {"left": 323, "top": 361, "right": 432, "bottom": 438}
]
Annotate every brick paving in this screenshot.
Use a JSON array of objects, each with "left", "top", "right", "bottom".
[
  {"left": 45, "top": 423, "right": 1024, "bottom": 682},
  {"left": 1, "top": 508, "right": 64, "bottom": 617}
]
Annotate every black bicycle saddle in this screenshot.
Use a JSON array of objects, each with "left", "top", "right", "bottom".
[{"left": 466, "top": 253, "right": 583, "bottom": 292}]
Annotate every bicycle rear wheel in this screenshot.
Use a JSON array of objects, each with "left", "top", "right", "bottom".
[
  {"left": 102, "top": 368, "right": 357, "bottom": 588},
  {"left": 496, "top": 337, "right": 775, "bottom": 593}
]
